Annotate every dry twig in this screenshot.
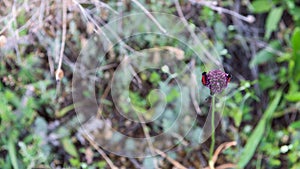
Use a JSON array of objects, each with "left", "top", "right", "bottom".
[
  {"left": 154, "top": 148, "right": 187, "bottom": 169},
  {"left": 174, "top": 0, "right": 222, "bottom": 68},
  {"left": 56, "top": 0, "right": 67, "bottom": 82},
  {"left": 72, "top": 0, "right": 137, "bottom": 54},
  {"left": 11, "top": 0, "right": 21, "bottom": 63},
  {"left": 96, "top": 71, "right": 113, "bottom": 119},
  {"left": 91, "top": 0, "right": 119, "bottom": 14},
  {"left": 204, "top": 141, "right": 237, "bottom": 169},
  {"left": 83, "top": 134, "right": 118, "bottom": 169},
  {"left": 189, "top": 0, "right": 255, "bottom": 23},
  {"left": 132, "top": 0, "right": 167, "bottom": 34},
  {"left": 138, "top": 114, "right": 159, "bottom": 169},
  {"left": 212, "top": 141, "right": 237, "bottom": 165}
]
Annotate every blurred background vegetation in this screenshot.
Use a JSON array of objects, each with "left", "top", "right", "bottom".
[{"left": 0, "top": 0, "right": 300, "bottom": 168}]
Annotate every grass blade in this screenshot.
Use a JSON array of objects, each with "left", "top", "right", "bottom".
[
  {"left": 8, "top": 136, "right": 19, "bottom": 169},
  {"left": 237, "top": 91, "right": 282, "bottom": 168}
]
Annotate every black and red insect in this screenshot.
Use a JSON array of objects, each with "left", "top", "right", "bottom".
[
  {"left": 201, "top": 72, "right": 209, "bottom": 86},
  {"left": 202, "top": 70, "right": 232, "bottom": 95}
]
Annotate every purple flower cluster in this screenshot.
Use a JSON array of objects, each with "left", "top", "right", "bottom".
[{"left": 206, "top": 70, "right": 230, "bottom": 95}]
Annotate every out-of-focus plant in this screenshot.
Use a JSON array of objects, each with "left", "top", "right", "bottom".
[{"left": 0, "top": 55, "right": 52, "bottom": 168}]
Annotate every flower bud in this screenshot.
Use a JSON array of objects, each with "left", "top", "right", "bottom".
[{"left": 206, "top": 70, "right": 229, "bottom": 94}]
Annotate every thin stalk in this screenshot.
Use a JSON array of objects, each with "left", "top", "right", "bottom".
[{"left": 209, "top": 95, "right": 216, "bottom": 168}]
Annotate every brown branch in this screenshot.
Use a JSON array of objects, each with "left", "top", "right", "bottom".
[
  {"left": 174, "top": 0, "right": 222, "bottom": 68},
  {"left": 132, "top": 0, "right": 167, "bottom": 34},
  {"left": 189, "top": 0, "right": 255, "bottom": 23},
  {"left": 204, "top": 163, "right": 237, "bottom": 169},
  {"left": 96, "top": 70, "right": 113, "bottom": 119},
  {"left": 212, "top": 141, "right": 237, "bottom": 164},
  {"left": 138, "top": 114, "right": 159, "bottom": 169},
  {"left": 56, "top": 0, "right": 67, "bottom": 82},
  {"left": 204, "top": 141, "right": 237, "bottom": 169},
  {"left": 72, "top": 0, "right": 137, "bottom": 54},
  {"left": 154, "top": 148, "right": 188, "bottom": 169},
  {"left": 83, "top": 134, "right": 118, "bottom": 169}
]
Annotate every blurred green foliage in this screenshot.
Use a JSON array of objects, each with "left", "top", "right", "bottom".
[
  {"left": 0, "top": 56, "right": 51, "bottom": 168},
  {"left": 0, "top": 0, "right": 300, "bottom": 168}
]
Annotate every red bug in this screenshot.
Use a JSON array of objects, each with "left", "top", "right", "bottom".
[
  {"left": 226, "top": 74, "right": 232, "bottom": 84},
  {"left": 202, "top": 72, "right": 209, "bottom": 86},
  {"left": 202, "top": 70, "right": 232, "bottom": 95}
]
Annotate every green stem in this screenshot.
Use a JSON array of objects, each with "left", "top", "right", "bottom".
[{"left": 209, "top": 96, "right": 216, "bottom": 160}]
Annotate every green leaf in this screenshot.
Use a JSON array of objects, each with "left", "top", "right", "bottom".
[
  {"left": 291, "top": 27, "right": 300, "bottom": 81},
  {"left": 238, "top": 91, "right": 282, "bottom": 168},
  {"left": 258, "top": 74, "right": 275, "bottom": 90},
  {"left": 149, "top": 72, "right": 161, "bottom": 85},
  {"left": 269, "top": 158, "right": 281, "bottom": 166},
  {"left": 97, "top": 161, "right": 107, "bottom": 169},
  {"left": 289, "top": 120, "right": 300, "bottom": 129},
  {"left": 232, "top": 107, "right": 243, "bottom": 127},
  {"left": 147, "top": 90, "right": 160, "bottom": 106},
  {"left": 250, "top": 41, "right": 280, "bottom": 67},
  {"left": 265, "top": 7, "right": 283, "bottom": 39},
  {"left": 61, "top": 137, "right": 79, "bottom": 158},
  {"left": 55, "top": 104, "right": 74, "bottom": 118},
  {"left": 214, "top": 21, "right": 226, "bottom": 39},
  {"left": 34, "top": 117, "right": 48, "bottom": 135},
  {"left": 285, "top": 92, "right": 300, "bottom": 102},
  {"left": 292, "top": 27, "right": 300, "bottom": 53},
  {"left": 166, "top": 88, "right": 179, "bottom": 102},
  {"left": 8, "top": 136, "right": 19, "bottom": 169},
  {"left": 58, "top": 127, "right": 79, "bottom": 158},
  {"left": 250, "top": 0, "right": 273, "bottom": 13},
  {"left": 238, "top": 119, "right": 266, "bottom": 168},
  {"left": 70, "top": 157, "right": 80, "bottom": 167}
]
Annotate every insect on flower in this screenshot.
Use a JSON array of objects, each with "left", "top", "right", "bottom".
[{"left": 202, "top": 70, "right": 232, "bottom": 95}]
